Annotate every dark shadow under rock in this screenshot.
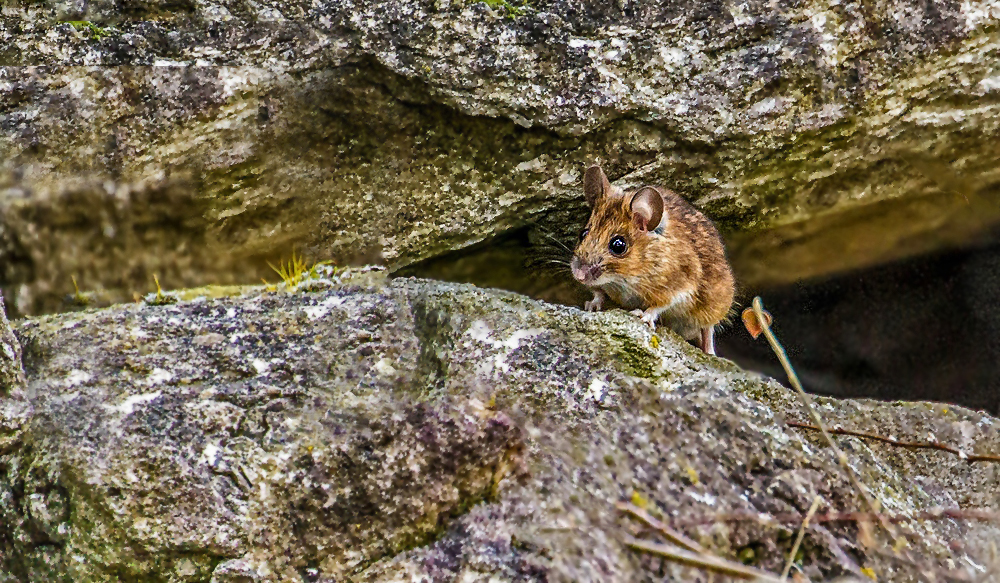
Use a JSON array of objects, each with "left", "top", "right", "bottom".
[{"left": 719, "top": 234, "right": 1000, "bottom": 415}]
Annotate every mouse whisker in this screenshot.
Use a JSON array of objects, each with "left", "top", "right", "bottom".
[{"left": 535, "top": 228, "right": 575, "bottom": 253}]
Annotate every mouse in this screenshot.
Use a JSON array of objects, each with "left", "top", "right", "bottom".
[{"left": 570, "top": 164, "right": 735, "bottom": 355}]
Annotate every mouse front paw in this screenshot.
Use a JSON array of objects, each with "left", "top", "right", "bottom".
[
  {"left": 584, "top": 291, "right": 605, "bottom": 312},
  {"left": 639, "top": 309, "right": 659, "bottom": 330}
]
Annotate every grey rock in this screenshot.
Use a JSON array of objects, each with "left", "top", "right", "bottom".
[
  {"left": 0, "top": 268, "right": 997, "bottom": 581},
  {"left": 2, "top": 0, "right": 1000, "bottom": 314},
  {"left": 211, "top": 560, "right": 260, "bottom": 583},
  {"left": 0, "top": 295, "right": 28, "bottom": 457},
  {"left": 0, "top": 296, "right": 25, "bottom": 394}
]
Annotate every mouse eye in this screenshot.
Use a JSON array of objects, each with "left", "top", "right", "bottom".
[
  {"left": 609, "top": 235, "right": 628, "bottom": 256},
  {"left": 579, "top": 228, "right": 590, "bottom": 242}
]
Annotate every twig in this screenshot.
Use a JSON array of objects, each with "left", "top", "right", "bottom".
[
  {"left": 781, "top": 496, "right": 822, "bottom": 580},
  {"left": 616, "top": 501, "right": 706, "bottom": 553},
  {"left": 786, "top": 421, "right": 1000, "bottom": 464},
  {"left": 674, "top": 507, "right": 1000, "bottom": 527},
  {"left": 624, "top": 536, "right": 785, "bottom": 582},
  {"left": 750, "top": 297, "right": 899, "bottom": 542}
]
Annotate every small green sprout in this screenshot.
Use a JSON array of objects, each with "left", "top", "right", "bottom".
[
  {"left": 62, "top": 21, "right": 113, "bottom": 40},
  {"left": 263, "top": 254, "right": 346, "bottom": 293},
  {"left": 145, "top": 274, "right": 178, "bottom": 305},
  {"left": 72, "top": 276, "right": 88, "bottom": 305},
  {"left": 66, "top": 275, "right": 94, "bottom": 307},
  {"left": 268, "top": 250, "right": 310, "bottom": 289},
  {"left": 481, "top": 0, "right": 528, "bottom": 16}
]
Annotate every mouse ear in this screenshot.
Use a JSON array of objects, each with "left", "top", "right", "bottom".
[
  {"left": 630, "top": 187, "right": 664, "bottom": 232},
  {"left": 583, "top": 165, "right": 612, "bottom": 206}
]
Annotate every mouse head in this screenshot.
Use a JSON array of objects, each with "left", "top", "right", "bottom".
[{"left": 571, "top": 165, "right": 664, "bottom": 287}]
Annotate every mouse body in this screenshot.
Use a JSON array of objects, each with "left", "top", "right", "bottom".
[{"left": 570, "top": 165, "right": 735, "bottom": 355}]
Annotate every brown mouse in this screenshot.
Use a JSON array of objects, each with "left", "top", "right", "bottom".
[{"left": 570, "top": 164, "right": 735, "bottom": 355}]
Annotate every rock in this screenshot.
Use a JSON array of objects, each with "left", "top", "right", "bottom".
[
  {"left": 4, "top": 0, "right": 1000, "bottom": 314},
  {"left": 1, "top": 269, "right": 997, "bottom": 581},
  {"left": 0, "top": 296, "right": 25, "bottom": 394},
  {"left": 0, "top": 294, "right": 29, "bottom": 457},
  {"left": 211, "top": 560, "right": 261, "bottom": 583}
]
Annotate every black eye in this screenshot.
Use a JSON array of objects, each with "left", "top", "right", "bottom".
[
  {"left": 609, "top": 235, "right": 628, "bottom": 256},
  {"left": 579, "top": 228, "right": 590, "bottom": 242}
]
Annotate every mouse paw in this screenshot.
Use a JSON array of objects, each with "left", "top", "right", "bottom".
[
  {"left": 629, "top": 309, "right": 644, "bottom": 318},
  {"left": 639, "top": 310, "right": 658, "bottom": 330},
  {"left": 584, "top": 292, "right": 605, "bottom": 312}
]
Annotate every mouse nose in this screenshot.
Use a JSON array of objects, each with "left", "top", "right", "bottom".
[{"left": 571, "top": 257, "right": 603, "bottom": 283}]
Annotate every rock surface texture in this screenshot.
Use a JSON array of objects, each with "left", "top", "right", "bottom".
[
  {"left": 3, "top": 0, "right": 1000, "bottom": 314},
  {"left": 0, "top": 269, "right": 998, "bottom": 582}
]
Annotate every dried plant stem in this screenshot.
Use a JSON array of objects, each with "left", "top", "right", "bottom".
[
  {"left": 675, "top": 507, "right": 1000, "bottom": 527},
  {"left": 616, "top": 501, "right": 705, "bottom": 553},
  {"left": 781, "top": 496, "right": 822, "bottom": 581},
  {"left": 786, "top": 421, "right": 1000, "bottom": 463},
  {"left": 751, "top": 297, "right": 898, "bottom": 542},
  {"left": 624, "top": 536, "right": 785, "bottom": 582}
]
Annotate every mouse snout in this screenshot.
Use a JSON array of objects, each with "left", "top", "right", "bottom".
[{"left": 571, "top": 256, "right": 604, "bottom": 284}]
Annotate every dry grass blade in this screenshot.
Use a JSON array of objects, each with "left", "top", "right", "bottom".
[
  {"left": 675, "top": 506, "right": 1000, "bottom": 527},
  {"left": 786, "top": 421, "right": 1000, "bottom": 463},
  {"left": 616, "top": 501, "right": 705, "bottom": 553},
  {"left": 624, "top": 536, "right": 786, "bottom": 582},
  {"left": 781, "top": 495, "right": 822, "bottom": 581},
  {"left": 750, "top": 297, "right": 899, "bottom": 542}
]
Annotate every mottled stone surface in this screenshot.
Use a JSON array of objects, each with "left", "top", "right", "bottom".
[
  {"left": 0, "top": 268, "right": 997, "bottom": 581},
  {"left": 3, "top": 0, "right": 1000, "bottom": 314},
  {"left": 0, "top": 294, "right": 28, "bottom": 465}
]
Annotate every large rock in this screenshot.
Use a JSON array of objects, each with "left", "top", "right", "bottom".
[
  {"left": 1, "top": 268, "right": 997, "bottom": 581},
  {"left": 3, "top": 0, "right": 1000, "bottom": 314}
]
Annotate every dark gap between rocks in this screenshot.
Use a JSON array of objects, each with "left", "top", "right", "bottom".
[
  {"left": 395, "top": 219, "right": 591, "bottom": 309},
  {"left": 719, "top": 230, "right": 1000, "bottom": 415}
]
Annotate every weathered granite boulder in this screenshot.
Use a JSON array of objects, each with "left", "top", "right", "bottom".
[
  {"left": 4, "top": 0, "right": 1000, "bottom": 314},
  {"left": 1, "top": 267, "right": 998, "bottom": 582}
]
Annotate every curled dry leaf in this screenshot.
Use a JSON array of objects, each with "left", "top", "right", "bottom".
[{"left": 742, "top": 306, "right": 773, "bottom": 339}]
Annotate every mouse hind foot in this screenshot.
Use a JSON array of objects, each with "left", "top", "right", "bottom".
[{"left": 699, "top": 327, "right": 716, "bottom": 355}]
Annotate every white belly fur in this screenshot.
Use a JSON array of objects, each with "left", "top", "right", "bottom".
[
  {"left": 599, "top": 281, "right": 699, "bottom": 339},
  {"left": 651, "top": 290, "right": 699, "bottom": 339}
]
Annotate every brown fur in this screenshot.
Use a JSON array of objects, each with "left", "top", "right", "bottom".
[{"left": 570, "top": 165, "right": 735, "bottom": 351}]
